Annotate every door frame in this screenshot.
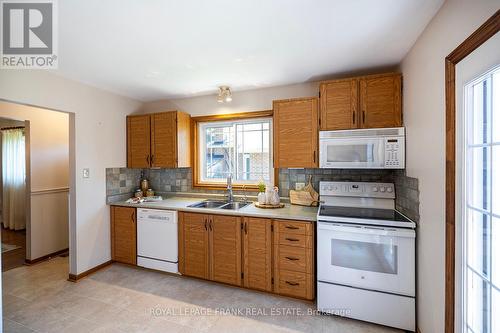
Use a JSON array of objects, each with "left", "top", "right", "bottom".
[{"left": 445, "top": 10, "right": 499, "bottom": 333}]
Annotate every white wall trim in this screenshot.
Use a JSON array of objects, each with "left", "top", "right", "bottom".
[{"left": 31, "top": 187, "right": 69, "bottom": 195}]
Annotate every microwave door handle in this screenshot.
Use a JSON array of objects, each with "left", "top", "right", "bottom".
[{"left": 378, "top": 141, "right": 385, "bottom": 167}]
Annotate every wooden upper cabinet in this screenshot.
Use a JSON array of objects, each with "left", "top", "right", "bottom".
[
  {"left": 273, "top": 97, "right": 319, "bottom": 168},
  {"left": 319, "top": 73, "right": 402, "bottom": 130},
  {"left": 151, "top": 112, "right": 176, "bottom": 168},
  {"left": 359, "top": 74, "right": 402, "bottom": 129},
  {"left": 180, "top": 212, "right": 209, "bottom": 279},
  {"left": 209, "top": 215, "right": 242, "bottom": 286},
  {"left": 127, "top": 111, "right": 191, "bottom": 168},
  {"left": 243, "top": 217, "right": 272, "bottom": 292},
  {"left": 127, "top": 115, "right": 151, "bottom": 168},
  {"left": 111, "top": 206, "right": 137, "bottom": 265},
  {"left": 319, "top": 79, "right": 358, "bottom": 130}
]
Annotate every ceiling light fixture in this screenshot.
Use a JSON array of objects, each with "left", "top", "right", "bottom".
[{"left": 217, "top": 86, "right": 232, "bottom": 103}]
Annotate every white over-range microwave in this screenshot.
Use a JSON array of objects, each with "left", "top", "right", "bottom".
[{"left": 319, "top": 127, "right": 405, "bottom": 169}]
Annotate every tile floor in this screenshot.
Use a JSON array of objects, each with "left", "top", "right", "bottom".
[{"left": 2, "top": 257, "right": 402, "bottom": 333}]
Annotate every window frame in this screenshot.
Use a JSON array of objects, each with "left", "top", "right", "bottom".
[{"left": 191, "top": 110, "right": 276, "bottom": 191}]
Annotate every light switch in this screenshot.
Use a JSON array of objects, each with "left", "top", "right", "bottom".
[
  {"left": 295, "top": 182, "right": 305, "bottom": 191},
  {"left": 83, "top": 168, "right": 90, "bottom": 178}
]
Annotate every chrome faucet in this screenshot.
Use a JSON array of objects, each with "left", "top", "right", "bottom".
[{"left": 226, "top": 175, "right": 234, "bottom": 202}]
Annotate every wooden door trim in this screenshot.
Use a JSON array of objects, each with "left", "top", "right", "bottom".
[{"left": 445, "top": 10, "right": 499, "bottom": 333}]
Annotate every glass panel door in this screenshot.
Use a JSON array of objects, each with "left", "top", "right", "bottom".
[{"left": 463, "top": 66, "right": 499, "bottom": 333}]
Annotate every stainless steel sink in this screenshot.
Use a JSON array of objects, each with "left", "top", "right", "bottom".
[
  {"left": 187, "top": 200, "right": 227, "bottom": 209},
  {"left": 219, "top": 202, "right": 250, "bottom": 210},
  {"left": 187, "top": 200, "right": 250, "bottom": 210}
]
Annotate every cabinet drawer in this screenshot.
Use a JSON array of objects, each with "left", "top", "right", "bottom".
[
  {"left": 278, "top": 233, "right": 311, "bottom": 248},
  {"left": 276, "top": 220, "right": 312, "bottom": 235},
  {"left": 277, "top": 270, "right": 312, "bottom": 299},
  {"left": 277, "top": 245, "right": 310, "bottom": 273}
]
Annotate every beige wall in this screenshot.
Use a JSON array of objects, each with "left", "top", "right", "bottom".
[
  {"left": 0, "top": 102, "right": 69, "bottom": 191},
  {"left": 141, "top": 82, "right": 319, "bottom": 116},
  {"left": 399, "top": 0, "right": 499, "bottom": 332},
  {"left": 0, "top": 101, "right": 70, "bottom": 260},
  {"left": 0, "top": 70, "right": 142, "bottom": 274}
]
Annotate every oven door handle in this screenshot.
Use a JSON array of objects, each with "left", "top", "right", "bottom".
[{"left": 317, "top": 222, "right": 415, "bottom": 238}]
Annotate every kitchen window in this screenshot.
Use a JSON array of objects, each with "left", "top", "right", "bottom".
[
  {"left": 462, "top": 66, "right": 499, "bottom": 333},
  {"left": 193, "top": 112, "right": 273, "bottom": 188}
]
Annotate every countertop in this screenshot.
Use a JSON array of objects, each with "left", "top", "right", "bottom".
[{"left": 109, "top": 196, "right": 318, "bottom": 222}]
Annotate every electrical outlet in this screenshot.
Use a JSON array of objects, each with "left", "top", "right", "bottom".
[
  {"left": 83, "top": 168, "right": 90, "bottom": 178},
  {"left": 295, "top": 182, "right": 305, "bottom": 191}
]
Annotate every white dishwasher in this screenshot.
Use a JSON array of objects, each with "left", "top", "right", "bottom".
[{"left": 137, "top": 208, "right": 178, "bottom": 274}]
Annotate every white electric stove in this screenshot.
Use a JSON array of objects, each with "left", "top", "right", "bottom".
[{"left": 316, "top": 181, "right": 416, "bottom": 332}]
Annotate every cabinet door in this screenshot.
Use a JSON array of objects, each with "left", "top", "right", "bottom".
[
  {"left": 111, "top": 206, "right": 136, "bottom": 265},
  {"left": 359, "top": 74, "right": 402, "bottom": 129},
  {"left": 320, "top": 79, "right": 358, "bottom": 130},
  {"left": 243, "top": 217, "right": 272, "bottom": 292},
  {"left": 127, "top": 115, "right": 151, "bottom": 168},
  {"left": 273, "top": 98, "right": 318, "bottom": 168},
  {"left": 209, "top": 215, "right": 242, "bottom": 286},
  {"left": 180, "top": 213, "right": 209, "bottom": 279},
  {"left": 151, "top": 112, "right": 177, "bottom": 168}
]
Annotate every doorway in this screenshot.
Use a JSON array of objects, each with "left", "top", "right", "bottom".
[
  {"left": 0, "top": 101, "right": 70, "bottom": 274},
  {"left": 0, "top": 118, "right": 28, "bottom": 271}
]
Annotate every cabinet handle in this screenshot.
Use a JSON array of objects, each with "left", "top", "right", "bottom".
[
  {"left": 244, "top": 222, "right": 247, "bottom": 234},
  {"left": 285, "top": 237, "right": 299, "bottom": 242},
  {"left": 146, "top": 155, "right": 150, "bottom": 165},
  {"left": 313, "top": 151, "right": 316, "bottom": 163},
  {"left": 352, "top": 111, "right": 356, "bottom": 124},
  {"left": 204, "top": 219, "right": 207, "bottom": 231},
  {"left": 285, "top": 281, "right": 299, "bottom": 286},
  {"left": 285, "top": 256, "right": 299, "bottom": 261},
  {"left": 285, "top": 225, "right": 299, "bottom": 230},
  {"left": 209, "top": 219, "right": 212, "bottom": 231},
  {"left": 362, "top": 110, "right": 366, "bottom": 124},
  {"left": 131, "top": 211, "right": 135, "bottom": 222}
]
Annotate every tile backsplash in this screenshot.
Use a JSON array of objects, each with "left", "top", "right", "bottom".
[
  {"left": 278, "top": 168, "right": 394, "bottom": 197},
  {"left": 106, "top": 167, "right": 420, "bottom": 222},
  {"left": 394, "top": 170, "right": 420, "bottom": 222},
  {"left": 105, "top": 168, "right": 142, "bottom": 203}
]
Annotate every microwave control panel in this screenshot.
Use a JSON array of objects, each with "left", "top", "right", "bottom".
[{"left": 384, "top": 137, "right": 404, "bottom": 168}]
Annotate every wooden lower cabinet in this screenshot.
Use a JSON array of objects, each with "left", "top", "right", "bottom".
[
  {"left": 178, "top": 212, "right": 315, "bottom": 300},
  {"left": 273, "top": 219, "right": 315, "bottom": 300},
  {"left": 111, "top": 206, "right": 137, "bottom": 265},
  {"left": 243, "top": 217, "right": 273, "bottom": 292},
  {"left": 179, "top": 212, "right": 241, "bottom": 286},
  {"left": 179, "top": 212, "right": 210, "bottom": 279},
  {"left": 210, "top": 215, "right": 242, "bottom": 286}
]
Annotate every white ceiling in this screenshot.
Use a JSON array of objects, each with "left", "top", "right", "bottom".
[{"left": 55, "top": 0, "right": 444, "bottom": 101}]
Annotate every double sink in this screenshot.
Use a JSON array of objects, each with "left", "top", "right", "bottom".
[{"left": 187, "top": 200, "right": 250, "bottom": 210}]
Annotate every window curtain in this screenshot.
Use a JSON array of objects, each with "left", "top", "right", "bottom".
[{"left": 2, "top": 128, "right": 26, "bottom": 230}]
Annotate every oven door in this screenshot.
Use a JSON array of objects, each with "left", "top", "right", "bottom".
[
  {"left": 319, "top": 137, "right": 385, "bottom": 168},
  {"left": 317, "top": 221, "right": 415, "bottom": 296}
]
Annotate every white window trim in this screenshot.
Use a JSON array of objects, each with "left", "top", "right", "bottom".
[{"left": 197, "top": 117, "right": 273, "bottom": 186}]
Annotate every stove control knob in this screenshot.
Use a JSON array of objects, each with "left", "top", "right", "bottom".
[
  {"left": 387, "top": 187, "right": 393, "bottom": 193},
  {"left": 372, "top": 186, "right": 378, "bottom": 192},
  {"left": 379, "top": 187, "right": 386, "bottom": 193}
]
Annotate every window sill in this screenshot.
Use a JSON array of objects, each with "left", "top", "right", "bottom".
[{"left": 193, "top": 182, "right": 260, "bottom": 192}]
